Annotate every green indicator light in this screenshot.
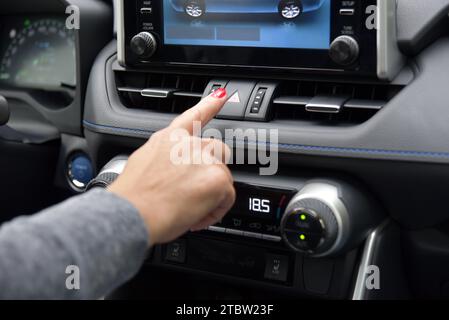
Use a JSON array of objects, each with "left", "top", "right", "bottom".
[
  {"left": 300, "top": 214, "right": 307, "bottom": 221},
  {"left": 299, "top": 234, "right": 306, "bottom": 241},
  {"left": 24, "top": 19, "right": 31, "bottom": 27}
]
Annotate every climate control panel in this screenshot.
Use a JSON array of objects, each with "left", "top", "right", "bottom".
[
  {"left": 206, "top": 177, "right": 383, "bottom": 258},
  {"left": 88, "top": 157, "right": 383, "bottom": 258}
]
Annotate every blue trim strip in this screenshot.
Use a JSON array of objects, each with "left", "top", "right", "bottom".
[
  {"left": 84, "top": 120, "right": 155, "bottom": 135},
  {"left": 83, "top": 120, "right": 449, "bottom": 160}
]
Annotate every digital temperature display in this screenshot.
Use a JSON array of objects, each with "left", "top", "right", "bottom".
[
  {"left": 249, "top": 198, "right": 271, "bottom": 214},
  {"left": 230, "top": 183, "right": 296, "bottom": 221}
]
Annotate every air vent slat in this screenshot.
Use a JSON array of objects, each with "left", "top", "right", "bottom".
[
  {"left": 117, "top": 87, "right": 204, "bottom": 99},
  {"left": 344, "top": 99, "right": 385, "bottom": 111},
  {"left": 141, "top": 88, "right": 176, "bottom": 98},
  {"left": 173, "top": 91, "right": 203, "bottom": 98},
  {"left": 273, "top": 97, "right": 386, "bottom": 111},
  {"left": 117, "top": 87, "right": 142, "bottom": 93},
  {"left": 272, "top": 80, "right": 403, "bottom": 125},
  {"left": 272, "top": 96, "right": 312, "bottom": 107},
  {"left": 115, "top": 71, "right": 206, "bottom": 113}
]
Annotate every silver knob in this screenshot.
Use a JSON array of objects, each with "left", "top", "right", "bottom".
[
  {"left": 329, "top": 36, "right": 360, "bottom": 66},
  {"left": 281, "top": 180, "right": 383, "bottom": 257},
  {"left": 130, "top": 32, "right": 157, "bottom": 59}
]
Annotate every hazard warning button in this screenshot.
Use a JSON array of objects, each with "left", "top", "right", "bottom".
[{"left": 216, "top": 80, "right": 257, "bottom": 120}]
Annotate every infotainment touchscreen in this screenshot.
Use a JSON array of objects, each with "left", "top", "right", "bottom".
[
  {"left": 121, "top": 0, "right": 397, "bottom": 79},
  {"left": 163, "top": 0, "right": 331, "bottom": 50}
]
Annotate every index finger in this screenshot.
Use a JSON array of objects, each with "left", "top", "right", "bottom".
[{"left": 169, "top": 88, "right": 228, "bottom": 134}]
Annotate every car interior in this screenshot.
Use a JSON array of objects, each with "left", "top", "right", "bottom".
[{"left": 1, "top": 0, "right": 449, "bottom": 300}]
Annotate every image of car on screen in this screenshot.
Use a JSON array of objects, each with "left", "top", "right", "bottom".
[{"left": 169, "top": 0, "right": 326, "bottom": 20}]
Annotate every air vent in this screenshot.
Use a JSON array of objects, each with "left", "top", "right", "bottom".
[
  {"left": 272, "top": 80, "right": 403, "bottom": 125},
  {"left": 114, "top": 70, "right": 404, "bottom": 125},
  {"left": 114, "top": 70, "right": 209, "bottom": 114}
]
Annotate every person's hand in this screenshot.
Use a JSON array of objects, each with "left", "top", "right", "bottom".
[{"left": 108, "top": 88, "right": 236, "bottom": 245}]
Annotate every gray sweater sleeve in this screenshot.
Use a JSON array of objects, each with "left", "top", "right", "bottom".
[{"left": 0, "top": 189, "right": 149, "bottom": 300}]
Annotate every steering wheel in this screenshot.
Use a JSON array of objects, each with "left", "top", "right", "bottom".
[{"left": 0, "top": 95, "right": 9, "bottom": 126}]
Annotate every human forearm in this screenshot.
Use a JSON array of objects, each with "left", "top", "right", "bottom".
[{"left": 0, "top": 189, "right": 149, "bottom": 299}]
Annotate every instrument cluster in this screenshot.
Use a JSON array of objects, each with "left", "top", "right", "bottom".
[{"left": 0, "top": 16, "right": 76, "bottom": 92}]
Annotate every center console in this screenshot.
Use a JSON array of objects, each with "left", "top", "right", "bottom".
[{"left": 88, "top": 157, "right": 385, "bottom": 298}]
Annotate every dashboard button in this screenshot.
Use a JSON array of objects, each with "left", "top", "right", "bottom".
[
  {"left": 250, "top": 88, "right": 267, "bottom": 114},
  {"left": 209, "top": 84, "right": 223, "bottom": 95},
  {"left": 165, "top": 240, "right": 186, "bottom": 264},
  {"left": 339, "top": 8, "right": 355, "bottom": 16},
  {"left": 68, "top": 154, "right": 94, "bottom": 190},
  {"left": 285, "top": 210, "right": 324, "bottom": 235},
  {"left": 244, "top": 82, "right": 278, "bottom": 121},
  {"left": 247, "top": 221, "right": 263, "bottom": 231},
  {"left": 264, "top": 254, "right": 289, "bottom": 282},
  {"left": 285, "top": 231, "right": 323, "bottom": 252},
  {"left": 202, "top": 80, "right": 229, "bottom": 98},
  {"left": 222, "top": 216, "right": 245, "bottom": 229},
  {"left": 264, "top": 224, "right": 281, "bottom": 234},
  {"left": 140, "top": 7, "right": 153, "bottom": 14},
  {"left": 216, "top": 80, "right": 257, "bottom": 120}
]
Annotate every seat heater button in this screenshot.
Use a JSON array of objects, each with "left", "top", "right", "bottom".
[
  {"left": 264, "top": 254, "right": 289, "bottom": 282},
  {"left": 165, "top": 240, "right": 186, "bottom": 264}
]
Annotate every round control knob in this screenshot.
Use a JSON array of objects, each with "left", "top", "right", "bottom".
[
  {"left": 280, "top": 181, "right": 383, "bottom": 257},
  {"left": 329, "top": 36, "right": 360, "bottom": 66},
  {"left": 130, "top": 32, "right": 157, "bottom": 59}
]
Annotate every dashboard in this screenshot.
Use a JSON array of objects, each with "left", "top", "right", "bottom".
[
  {"left": 84, "top": 0, "right": 449, "bottom": 300},
  {"left": 2, "top": 0, "right": 449, "bottom": 300}
]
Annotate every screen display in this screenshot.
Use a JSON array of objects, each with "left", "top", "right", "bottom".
[
  {"left": 230, "top": 184, "right": 294, "bottom": 220},
  {"left": 0, "top": 16, "right": 76, "bottom": 91},
  {"left": 221, "top": 182, "right": 297, "bottom": 235},
  {"left": 163, "top": 0, "right": 331, "bottom": 50},
  {"left": 221, "top": 183, "right": 296, "bottom": 235}
]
